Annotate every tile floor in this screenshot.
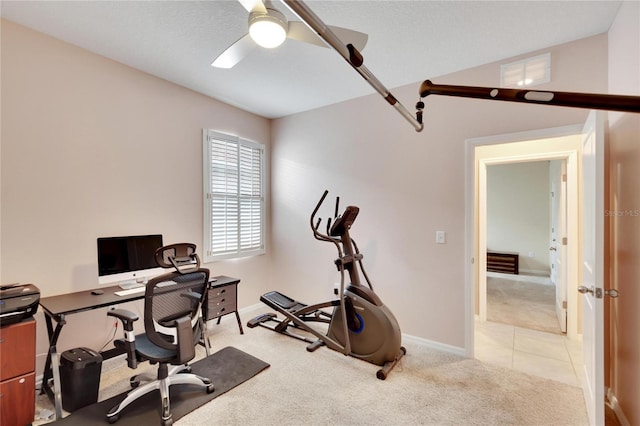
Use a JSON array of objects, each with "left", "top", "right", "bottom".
[{"left": 475, "top": 319, "right": 583, "bottom": 388}]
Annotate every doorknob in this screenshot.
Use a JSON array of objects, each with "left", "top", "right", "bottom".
[
  {"left": 605, "top": 289, "right": 620, "bottom": 298},
  {"left": 578, "top": 286, "right": 620, "bottom": 298},
  {"left": 578, "top": 285, "right": 593, "bottom": 295},
  {"left": 549, "top": 247, "right": 557, "bottom": 251}
]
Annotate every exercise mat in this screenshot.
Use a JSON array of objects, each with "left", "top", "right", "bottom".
[{"left": 54, "top": 346, "right": 269, "bottom": 425}]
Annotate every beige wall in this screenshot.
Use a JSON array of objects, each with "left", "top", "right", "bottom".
[
  {"left": 487, "top": 161, "right": 551, "bottom": 274},
  {"left": 0, "top": 19, "right": 273, "bottom": 374},
  {"left": 272, "top": 34, "right": 606, "bottom": 349},
  {"left": 606, "top": 1, "right": 640, "bottom": 424}
]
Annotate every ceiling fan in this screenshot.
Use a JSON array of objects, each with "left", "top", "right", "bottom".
[{"left": 211, "top": 0, "right": 368, "bottom": 68}]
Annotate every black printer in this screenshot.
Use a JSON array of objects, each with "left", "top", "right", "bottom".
[{"left": 0, "top": 283, "right": 40, "bottom": 326}]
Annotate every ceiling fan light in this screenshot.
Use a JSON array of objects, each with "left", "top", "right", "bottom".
[{"left": 249, "top": 9, "right": 287, "bottom": 48}]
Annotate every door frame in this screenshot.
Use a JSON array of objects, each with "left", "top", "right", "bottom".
[{"left": 464, "top": 123, "right": 584, "bottom": 356}]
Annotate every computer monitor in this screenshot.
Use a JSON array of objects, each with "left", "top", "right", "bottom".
[{"left": 97, "top": 234, "right": 164, "bottom": 287}]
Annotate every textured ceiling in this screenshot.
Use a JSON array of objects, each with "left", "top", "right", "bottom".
[{"left": 1, "top": 1, "right": 622, "bottom": 118}]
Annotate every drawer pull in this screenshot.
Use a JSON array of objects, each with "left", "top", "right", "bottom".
[{"left": 19, "top": 378, "right": 26, "bottom": 384}]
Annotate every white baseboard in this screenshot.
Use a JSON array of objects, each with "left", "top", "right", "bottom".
[
  {"left": 519, "top": 268, "right": 550, "bottom": 276},
  {"left": 606, "top": 387, "right": 630, "bottom": 426},
  {"left": 401, "top": 333, "right": 467, "bottom": 357},
  {"left": 238, "top": 303, "right": 265, "bottom": 316}
]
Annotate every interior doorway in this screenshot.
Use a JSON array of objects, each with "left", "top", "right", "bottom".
[
  {"left": 484, "top": 159, "right": 564, "bottom": 335},
  {"left": 474, "top": 140, "right": 580, "bottom": 339},
  {"left": 464, "top": 124, "right": 584, "bottom": 386}
]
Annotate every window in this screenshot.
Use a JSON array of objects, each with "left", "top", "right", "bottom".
[
  {"left": 203, "top": 129, "right": 265, "bottom": 262},
  {"left": 500, "top": 53, "right": 551, "bottom": 88}
]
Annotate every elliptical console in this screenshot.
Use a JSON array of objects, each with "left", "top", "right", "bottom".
[{"left": 248, "top": 190, "right": 405, "bottom": 379}]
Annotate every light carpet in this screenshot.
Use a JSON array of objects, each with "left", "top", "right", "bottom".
[
  {"left": 487, "top": 273, "right": 562, "bottom": 335},
  {"left": 37, "top": 306, "right": 587, "bottom": 425}
]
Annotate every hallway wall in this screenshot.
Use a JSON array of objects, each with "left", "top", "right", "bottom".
[{"left": 487, "top": 161, "right": 551, "bottom": 275}]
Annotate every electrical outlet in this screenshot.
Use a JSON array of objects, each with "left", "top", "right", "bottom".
[{"left": 436, "top": 231, "right": 446, "bottom": 244}]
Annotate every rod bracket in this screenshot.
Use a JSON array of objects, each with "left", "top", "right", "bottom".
[{"left": 347, "top": 44, "right": 363, "bottom": 67}]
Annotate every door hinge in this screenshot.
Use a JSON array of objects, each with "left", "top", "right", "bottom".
[
  {"left": 562, "top": 237, "right": 568, "bottom": 245},
  {"left": 562, "top": 300, "right": 567, "bottom": 309},
  {"left": 562, "top": 174, "right": 567, "bottom": 182}
]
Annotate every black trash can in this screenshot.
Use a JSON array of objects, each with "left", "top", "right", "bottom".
[{"left": 60, "top": 347, "right": 103, "bottom": 412}]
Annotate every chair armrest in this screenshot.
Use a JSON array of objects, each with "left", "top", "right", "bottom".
[
  {"left": 107, "top": 308, "right": 139, "bottom": 329},
  {"left": 107, "top": 308, "right": 140, "bottom": 368},
  {"left": 175, "top": 316, "right": 196, "bottom": 364}
]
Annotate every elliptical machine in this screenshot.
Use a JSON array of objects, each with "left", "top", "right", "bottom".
[{"left": 248, "top": 190, "right": 405, "bottom": 379}]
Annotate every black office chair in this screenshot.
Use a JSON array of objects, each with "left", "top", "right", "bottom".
[{"left": 106, "top": 243, "right": 214, "bottom": 426}]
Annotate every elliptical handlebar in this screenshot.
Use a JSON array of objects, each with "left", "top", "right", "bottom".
[{"left": 310, "top": 190, "right": 340, "bottom": 244}]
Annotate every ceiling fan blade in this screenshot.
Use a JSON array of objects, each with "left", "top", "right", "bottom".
[
  {"left": 211, "top": 34, "right": 257, "bottom": 69},
  {"left": 286, "top": 21, "right": 325, "bottom": 48},
  {"left": 238, "top": 0, "right": 267, "bottom": 14},
  {"left": 328, "top": 25, "right": 368, "bottom": 51},
  {"left": 287, "top": 21, "right": 368, "bottom": 51}
]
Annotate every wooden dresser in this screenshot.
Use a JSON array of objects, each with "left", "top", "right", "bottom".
[
  {"left": 0, "top": 318, "right": 36, "bottom": 426},
  {"left": 487, "top": 251, "right": 519, "bottom": 274}
]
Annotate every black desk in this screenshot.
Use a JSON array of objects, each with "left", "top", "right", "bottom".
[
  {"left": 39, "top": 284, "right": 146, "bottom": 419},
  {"left": 39, "top": 276, "right": 240, "bottom": 420}
]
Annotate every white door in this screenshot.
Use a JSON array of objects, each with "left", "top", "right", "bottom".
[
  {"left": 552, "top": 160, "right": 568, "bottom": 333},
  {"left": 580, "top": 111, "right": 605, "bottom": 426},
  {"left": 550, "top": 177, "right": 559, "bottom": 284}
]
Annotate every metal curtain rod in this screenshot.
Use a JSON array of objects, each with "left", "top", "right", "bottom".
[
  {"left": 282, "top": 1, "right": 640, "bottom": 132},
  {"left": 418, "top": 80, "right": 640, "bottom": 116},
  {"left": 282, "top": 0, "right": 424, "bottom": 132}
]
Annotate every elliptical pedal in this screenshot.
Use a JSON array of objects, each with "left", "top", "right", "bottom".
[
  {"left": 247, "top": 312, "right": 276, "bottom": 328},
  {"left": 261, "top": 291, "right": 299, "bottom": 310}
]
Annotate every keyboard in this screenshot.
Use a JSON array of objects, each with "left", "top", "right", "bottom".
[{"left": 114, "top": 287, "right": 146, "bottom": 297}]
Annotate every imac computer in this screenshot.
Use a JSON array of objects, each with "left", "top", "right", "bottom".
[{"left": 97, "top": 234, "right": 164, "bottom": 289}]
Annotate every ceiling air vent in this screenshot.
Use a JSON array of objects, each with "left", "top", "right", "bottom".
[{"left": 500, "top": 53, "right": 550, "bottom": 88}]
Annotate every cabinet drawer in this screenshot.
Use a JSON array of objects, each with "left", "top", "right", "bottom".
[
  {"left": 207, "top": 302, "right": 235, "bottom": 319},
  {"left": 0, "top": 319, "right": 36, "bottom": 381},
  {"left": 206, "top": 284, "right": 237, "bottom": 320},
  {"left": 209, "top": 284, "right": 236, "bottom": 299},
  {"left": 207, "top": 295, "right": 236, "bottom": 317},
  {"left": 0, "top": 372, "right": 35, "bottom": 426}
]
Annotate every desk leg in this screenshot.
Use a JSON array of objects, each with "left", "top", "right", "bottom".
[
  {"left": 235, "top": 311, "right": 244, "bottom": 335},
  {"left": 40, "top": 314, "right": 55, "bottom": 395},
  {"left": 41, "top": 312, "right": 66, "bottom": 419},
  {"left": 51, "top": 350, "right": 63, "bottom": 419}
]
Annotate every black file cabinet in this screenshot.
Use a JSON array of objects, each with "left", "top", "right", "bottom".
[{"left": 203, "top": 276, "right": 243, "bottom": 334}]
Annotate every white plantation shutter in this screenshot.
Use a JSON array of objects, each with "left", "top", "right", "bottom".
[{"left": 203, "top": 130, "right": 265, "bottom": 261}]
